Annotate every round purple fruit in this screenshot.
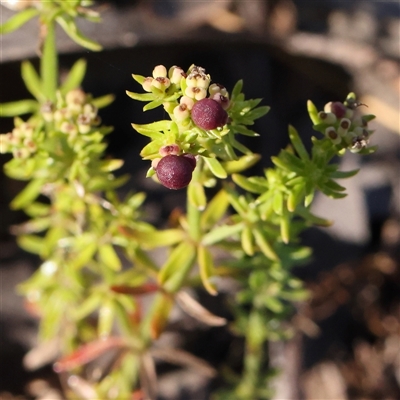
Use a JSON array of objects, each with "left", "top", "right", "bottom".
[
  {"left": 191, "top": 98, "right": 228, "bottom": 130},
  {"left": 155, "top": 154, "right": 196, "bottom": 190}
]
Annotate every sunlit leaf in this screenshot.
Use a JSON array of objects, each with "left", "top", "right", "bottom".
[
  {"left": 17, "top": 234, "right": 44, "bottom": 255},
  {"left": 241, "top": 225, "right": 254, "bottom": 256},
  {"left": 203, "top": 156, "right": 227, "bottom": 179},
  {"left": 197, "top": 245, "right": 217, "bottom": 295},
  {"left": 158, "top": 241, "right": 196, "bottom": 293},
  {"left": 200, "top": 189, "right": 229, "bottom": 230},
  {"left": 98, "top": 244, "right": 122, "bottom": 271},
  {"left": 202, "top": 223, "right": 244, "bottom": 246},
  {"left": 253, "top": 228, "right": 279, "bottom": 261},
  {"left": 222, "top": 153, "right": 261, "bottom": 174},
  {"left": 188, "top": 181, "right": 206, "bottom": 210}
]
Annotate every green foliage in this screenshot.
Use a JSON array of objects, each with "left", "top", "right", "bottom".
[{"left": 0, "top": 2, "right": 377, "bottom": 399}]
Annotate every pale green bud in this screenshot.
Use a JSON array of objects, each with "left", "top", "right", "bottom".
[{"left": 152, "top": 65, "right": 167, "bottom": 78}]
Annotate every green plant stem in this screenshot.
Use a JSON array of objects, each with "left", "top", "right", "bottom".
[
  {"left": 41, "top": 18, "right": 58, "bottom": 102},
  {"left": 236, "top": 308, "right": 264, "bottom": 398}
]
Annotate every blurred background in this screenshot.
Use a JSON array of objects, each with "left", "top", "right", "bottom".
[{"left": 0, "top": 0, "right": 399, "bottom": 398}]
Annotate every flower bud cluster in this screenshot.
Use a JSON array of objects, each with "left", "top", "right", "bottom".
[
  {"left": 51, "top": 89, "right": 100, "bottom": 138},
  {"left": 0, "top": 121, "right": 38, "bottom": 159},
  {"left": 0, "top": 88, "right": 101, "bottom": 158},
  {"left": 167, "top": 65, "right": 230, "bottom": 129},
  {"left": 142, "top": 65, "right": 185, "bottom": 93},
  {"left": 316, "top": 94, "right": 374, "bottom": 153}
]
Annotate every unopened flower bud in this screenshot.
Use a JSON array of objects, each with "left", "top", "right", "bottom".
[
  {"left": 13, "top": 148, "right": 30, "bottom": 159},
  {"left": 23, "top": 138, "right": 37, "bottom": 153},
  {"left": 142, "top": 77, "right": 153, "bottom": 92},
  {"left": 83, "top": 103, "right": 98, "bottom": 120},
  {"left": 152, "top": 65, "right": 167, "bottom": 78},
  {"left": 325, "top": 127, "right": 341, "bottom": 144},
  {"left": 173, "top": 104, "right": 190, "bottom": 121},
  {"left": 151, "top": 77, "right": 171, "bottom": 91},
  {"left": 77, "top": 114, "right": 92, "bottom": 134},
  {"left": 66, "top": 89, "right": 86, "bottom": 112},
  {"left": 185, "top": 87, "right": 207, "bottom": 100},
  {"left": 180, "top": 96, "right": 194, "bottom": 110},
  {"left": 60, "top": 121, "right": 78, "bottom": 136},
  {"left": 41, "top": 101, "right": 54, "bottom": 122},
  {"left": 210, "top": 83, "right": 228, "bottom": 96},
  {"left": 168, "top": 66, "right": 185, "bottom": 84},
  {"left": 338, "top": 118, "right": 351, "bottom": 136},
  {"left": 0, "top": 133, "right": 12, "bottom": 153},
  {"left": 318, "top": 111, "right": 337, "bottom": 125}
]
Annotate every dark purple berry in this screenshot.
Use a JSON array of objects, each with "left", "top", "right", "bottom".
[
  {"left": 191, "top": 98, "right": 228, "bottom": 130},
  {"left": 155, "top": 154, "right": 196, "bottom": 190}
]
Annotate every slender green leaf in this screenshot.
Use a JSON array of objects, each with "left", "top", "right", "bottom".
[
  {"left": 232, "top": 174, "right": 266, "bottom": 193},
  {"left": 296, "top": 206, "right": 332, "bottom": 226},
  {"left": 21, "top": 61, "right": 44, "bottom": 101},
  {"left": 253, "top": 228, "right": 279, "bottom": 261},
  {"left": 60, "top": 59, "right": 87, "bottom": 94},
  {"left": 202, "top": 223, "right": 244, "bottom": 246},
  {"left": 158, "top": 241, "right": 196, "bottom": 293},
  {"left": 98, "top": 299, "right": 114, "bottom": 338},
  {"left": 91, "top": 94, "right": 115, "bottom": 109},
  {"left": 0, "top": 99, "right": 38, "bottom": 117},
  {"left": 241, "top": 225, "right": 254, "bottom": 256},
  {"left": 307, "top": 100, "right": 320, "bottom": 125},
  {"left": 10, "top": 179, "right": 44, "bottom": 210},
  {"left": 56, "top": 15, "right": 102, "bottom": 51},
  {"left": 132, "top": 74, "right": 146, "bottom": 85},
  {"left": 0, "top": 8, "right": 40, "bottom": 35},
  {"left": 222, "top": 153, "right": 261, "bottom": 174},
  {"left": 203, "top": 157, "right": 227, "bottom": 179},
  {"left": 231, "top": 80, "right": 243, "bottom": 99},
  {"left": 143, "top": 99, "right": 164, "bottom": 111},
  {"left": 41, "top": 21, "right": 57, "bottom": 101},
  {"left": 126, "top": 90, "right": 154, "bottom": 102},
  {"left": 24, "top": 202, "right": 50, "bottom": 218},
  {"left": 329, "top": 169, "right": 359, "bottom": 179},
  {"left": 197, "top": 245, "right": 217, "bottom": 295},
  {"left": 71, "top": 241, "right": 97, "bottom": 269},
  {"left": 100, "top": 159, "right": 124, "bottom": 172},
  {"left": 188, "top": 181, "right": 206, "bottom": 211},
  {"left": 129, "top": 229, "right": 186, "bottom": 249},
  {"left": 17, "top": 234, "right": 44, "bottom": 255},
  {"left": 98, "top": 244, "right": 122, "bottom": 271},
  {"left": 200, "top": 189, "right": 229, "bottom": 230},
  {"left": 288, "top": 125, "right": 310, "bottom": 162}
]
